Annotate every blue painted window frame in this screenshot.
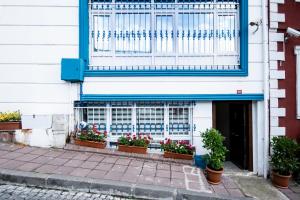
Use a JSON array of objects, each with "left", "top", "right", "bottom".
[{"left": 79, "top": 0, "right": 248, "bottom": 77}]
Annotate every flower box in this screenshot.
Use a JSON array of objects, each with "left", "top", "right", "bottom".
[
  {"left": 163, "top": 151, "right": 193, "bottom": 160},
  {"left": 118, "top": 145, "right": 147, "bottom": 154},
  {"left": 0, "top": 121, "right": 22, "bottom": 131},
  {"left": 74, "top": 138, "right": 106, "bottom": 149}
]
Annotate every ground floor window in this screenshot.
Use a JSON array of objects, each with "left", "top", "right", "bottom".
[{"left": 74, "top": 101, "right": 193, "bottom": 143}]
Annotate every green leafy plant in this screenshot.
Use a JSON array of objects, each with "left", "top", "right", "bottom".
[
  {"left": 160, "top": 139, "right": 195, "bottom": 155},
  {"left": 78, "top": 124, "right": 107, "bottom": 143},
  {"left": 201, "top": 128, "right": 228, "bottom": 171},
  {"left": 118, "top": 134, "right": 151, "bottom": 147},
  {"left": 270, "top": 136, "right": 300, "bottom": 176},
  {"left": 0, "top": 111, "right": 21, "bottom": 122}
]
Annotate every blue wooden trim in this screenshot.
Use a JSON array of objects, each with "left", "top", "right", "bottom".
[
  {"left": 84, "top": 69, "right": 248, "bottom": 77},
  {"left": 80, "top": 1, "right": 248, "bottom": 76},
  {"left": 81, "top": 94, "right": 264, "bottom": 101},
  {"left": 79, "top": 0, "right": 89, "bottom": 69},
  {"left": 240, "top": 0, "right": 248, "bottom": 76}
]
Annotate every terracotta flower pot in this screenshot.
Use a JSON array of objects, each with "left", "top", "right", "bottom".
[
  {"left": 163, "top": 151, "right": 193, "bottom": 160},
  {"left": 0, "top": 121, "right": 21, "bottom": 131},
  {"left": 272, "top": 171, "right": 291, "bottom": 189},
  {"left": 206, "top": 166, "right": 224, "bottom": 185},
  {"left": 74, "top": 139, "right": 106, "bottom": 149},
  {"left": 118, "top": 145, "right": 147, "bottom": 154}
]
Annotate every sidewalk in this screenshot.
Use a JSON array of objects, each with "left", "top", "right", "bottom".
[
  {"left": 0, "top": 142, "right": 226, "bottom": 200},
  {"left": 0, "top": 142, "right": 296, "bottom": 199}
]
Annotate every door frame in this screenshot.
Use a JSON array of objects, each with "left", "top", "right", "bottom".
[{"left": 212, "top": 101, "right": 253, "bottom": 171}]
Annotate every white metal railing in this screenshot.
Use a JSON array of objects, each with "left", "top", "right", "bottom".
[
  {"left": 74, "top": 102, "right": 193, "bottom": 143},
  {"left": 89, "top": 0, "right": 240, "bottom": 70}
]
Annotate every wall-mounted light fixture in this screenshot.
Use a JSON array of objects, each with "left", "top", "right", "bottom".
[{"left": 249, "top": 19, "right": 262, "bottom": 34}]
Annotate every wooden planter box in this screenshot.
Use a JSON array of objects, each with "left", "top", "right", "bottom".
[
  {"left": 0, "top": 121, "right": 21, "bottom": 131},
  {"left": 74, "top": 139, "right": 106, "bottom": 149},
  {"left": 163, "top": 151, "right": 193, "bottom": 160},
  {"left": 118, "top": 145, "right": 147, "bottom": 154}
]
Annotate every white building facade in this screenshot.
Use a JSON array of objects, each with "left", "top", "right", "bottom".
[{"left": 0, "top": 0, "right": 269, "bottom": 176}]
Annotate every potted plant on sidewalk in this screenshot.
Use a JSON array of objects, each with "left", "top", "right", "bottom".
[
  {"left": 270, "top": 136, "right": 299, "bottom": 188},
  {"left": 0, "top": 111, "right": 21, "bottom": 130},
  {"left": 201, "top": 128, "right": 228, "bottom": 185},
  {"left": 117, "top": 134, "right": 151, "bottom": 154},
  {"left": 75, "top": 124, "right": 107, "bottom": 149},
  {"left": 160, "top": 139, "right": 195, "bottom": 160}
]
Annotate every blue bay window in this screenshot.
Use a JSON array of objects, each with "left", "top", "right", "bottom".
[{"left": 78, "top": 0, "right": 248, "bottom": 76}]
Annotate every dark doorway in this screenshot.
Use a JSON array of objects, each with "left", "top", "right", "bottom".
[{"left": 213, "top": 101, "right": 253, "bottom": 171}]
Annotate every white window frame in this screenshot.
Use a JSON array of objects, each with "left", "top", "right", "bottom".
[
  {"left": 88, "top": 0, "right": 240, "bottom": 69},
  {"left": 295, "top": 46, "right": 300, "bottom": 119},
  {"left": 74, "top": 102, "right": 193, "bottom": 143}
]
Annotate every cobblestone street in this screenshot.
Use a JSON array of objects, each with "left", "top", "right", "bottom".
[{"left": 0, "top": 183, "right": 134, "bottom": 200}]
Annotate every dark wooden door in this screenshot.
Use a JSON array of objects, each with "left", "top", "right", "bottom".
[{"left": 229, "top": 103, "right": 248, "bottom": 169}]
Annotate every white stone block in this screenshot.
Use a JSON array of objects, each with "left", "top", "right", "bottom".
[
  {"left": 269, "top": 51, "right": 285, "bottom": 61},
  {"left": 270, "top": 70, "right": 285, "bottom": 79},
  {"left": 270, "top": 107, "right": 286, "bottom": 117},
  {"left": 269, "top": 32, "right": 284, "bottom": 42},
  {"left": 270, "top": 3, "right": 278, "bottom": 12},
  {"left": 270, "top": 79, "right": 278, "bottom": 89},
  {"left": 269, "top": 42, "right": 278, "bottom": 51},
  {"left": 270, "top": 89, "right": 286, "bottom": 98},
  {"left": 270, "top": 98, "right": 279, "bottom": 107},
  {"left": 270, "top": 13, "right": 285, "bottom": 23},
  {"left": 270, "top": 127, "right": 286, "bottom": 136},
  {"left": 270, "top": 116, "right": 279, "bottom": 127}
]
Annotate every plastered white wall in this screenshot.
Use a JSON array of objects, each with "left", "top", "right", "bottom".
[{"left": 0, "top": 0, "right": 79, "bottom": 115}]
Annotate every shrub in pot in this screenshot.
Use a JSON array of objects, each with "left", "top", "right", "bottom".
[
  {"left": 270, "top": 136, "right": 300, "bottom": 188},
  {"left": 201, "top": 128, "right": 228, "bottom": 185}
]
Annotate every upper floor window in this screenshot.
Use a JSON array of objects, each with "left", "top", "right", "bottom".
[{"left": 87, "top": 0, "right": 244, "bottom": 73}]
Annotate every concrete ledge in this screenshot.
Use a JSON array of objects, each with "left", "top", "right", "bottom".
[{"left": 0, "top": 168, "right": 251, "bottom": 200}]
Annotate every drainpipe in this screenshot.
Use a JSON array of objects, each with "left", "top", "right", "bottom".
[{"left": 262, "top": 0, "right": 269, "bottom": 178}]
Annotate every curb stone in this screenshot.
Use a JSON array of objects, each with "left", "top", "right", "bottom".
[{"left": 0, "top": 168, "right": 252, "bottom": 200}]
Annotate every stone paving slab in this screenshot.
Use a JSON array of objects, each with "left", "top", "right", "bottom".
[
  {"left": 64, "top": 143, "right": 192, "bottom": 165},
  {"left": 0, "top": 142, "right": 254, "bottom": 199}
]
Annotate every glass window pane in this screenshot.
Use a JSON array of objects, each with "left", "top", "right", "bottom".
[
  {"left": 156, "top": 15, "right": 173, "bottom": 53},
  {"left": 93, "top": 15, "right": 111, "bottom": 52},
  {"left": 217, "top": 14, "right": 237, "bottom": 53},
  {"left": 116, "top": 13, "right": 151, "bottom": 54}
]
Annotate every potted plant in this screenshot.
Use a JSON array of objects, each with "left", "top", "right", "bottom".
[
  {"left": 0, "top": 111, "right": 22, "bottom": 130},
  {"left": 75, "top": 124, "right": 107, "bottom": 149},
  {"left": 201, "top": 128, "right": 228, "bottom": 185},
  {"left": 117, "top": 134, "right": 151, "bottom": 154},
  {"left": 160, "top": 139, "right": 195, "bottom": 160},
  {"left": 270, "top": 136, "right": 299, "bottom": 188}
]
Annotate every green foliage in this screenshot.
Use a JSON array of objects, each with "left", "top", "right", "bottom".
[
  {"left": 0, "top": 111, "right": 21, "bottom": 122},
  {"left": 201, "top": 128, "right": 228, "bottom": 171},
  {"left": 270, "top": 136, "right": 300, "bottom": 176},
  {"left": 160, "top": 139, "right": 195, "bottom": 155},
  {"left": 118, "top": 134, "right": 151, "bottom": 147}
]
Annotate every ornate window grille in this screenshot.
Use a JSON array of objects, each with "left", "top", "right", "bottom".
[
  {"left": 89, "top": 0, "right": 240, "bottom": 71},
  {"left": 74, "top": 101, "right": 193, "bottom": 143}
]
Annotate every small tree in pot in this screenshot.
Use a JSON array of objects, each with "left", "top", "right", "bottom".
[
  {"left": 270, "top": 136, "right": 299, "bottom": 188},
  {"left": 201, "top": 128, "right": 228, "bottom": 185}
]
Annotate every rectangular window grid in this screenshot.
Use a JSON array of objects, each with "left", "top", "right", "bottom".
[{"left": 89, "top": 0, "right": 240, "bottom": 71}]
